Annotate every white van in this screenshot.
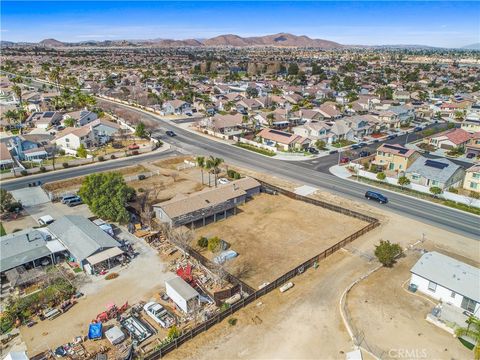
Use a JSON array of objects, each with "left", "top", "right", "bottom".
[{"left": 38, "top": 215, "right": 54, "bottom": 226}]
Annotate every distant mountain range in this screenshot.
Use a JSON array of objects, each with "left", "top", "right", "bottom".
[{"left": 1, "top": 33, "right": 478, "bottom": 50}]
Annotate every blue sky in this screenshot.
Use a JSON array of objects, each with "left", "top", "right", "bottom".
[{"left": 1, "top": 1, "right": 479, "bottom": 47}]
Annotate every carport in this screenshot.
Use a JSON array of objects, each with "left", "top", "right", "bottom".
[{"left": 86, "top": 247, "right": 124, "bottom": 274}]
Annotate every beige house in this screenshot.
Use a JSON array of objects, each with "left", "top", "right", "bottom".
[
  {"left": 54, "top": 126, "right": 95, "bottom": 152},
  {"left": 373, "top": 143, "right": 420, "bottom": 172},
  {"left": 463, "top": 165, "right": 480, "bottom": 194}
]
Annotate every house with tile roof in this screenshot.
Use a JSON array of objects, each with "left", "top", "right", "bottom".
[
  {"left": 257, "top": 128, "right": 310, "bottom": 151},
  {"left": 373, "top": 143, "right": 420, "bottom": 172},
  {"left": 425, "top": 128, "right": 473, "bottom": 150}
]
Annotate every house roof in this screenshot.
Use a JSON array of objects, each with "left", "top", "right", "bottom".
[
  {"left": 153, "top": 179, "right": 259, "bottom": 219},
  {"left": 0, "top": 142, "right": 13, "bottom": 162},
  {"left": 257, "top": 128, "right": 308, "bottom": 145},
  {"left": 211, "top": 114, "right": 243, "bottom": 130},
  {"left": 377, "top": 143, "right": 417, "bottom": 158},
  {"left": 47, "top": 216, "right": 120, "bottom": 262},
  {"left": 54, "top": 125, "right": 93, "bottom": 141},
  {"left": 429, "top": 128, "right": 472, "bottom": 145},
  {"left": 411, "top": 251, "right": 480, "bottom": 303},
  {"left": 0, "top": 229, "right": 52, "bottom": 272},
  {"left": 165, "top": 276, "right": 199, "bottom": 301},
  {"left": 406, "top": 156, "right": 463, "bottom": 184}
]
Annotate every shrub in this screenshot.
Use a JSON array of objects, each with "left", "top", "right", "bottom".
[
  {"left": 398, "top": 176, "right": 410, "bottom": 187},
  {"left": 197, "top": 236, "right": 208, "bottom": 248},
  {"left": 227, "top": 169, "right": 236, "bottom": 178},
  {"left": 62, "top": 162, "right": 69, "bottom": 168},
  {"left": 208, "top": 236, "right": 221, "bottom": 252},
  {"left": 7, "top": 201, "right": 23, "bottom": 213},
  {"left": 376, "top": 172, "right": 386, "bottom": 180},
  {"left": 167, "top": 325, "right": 180, "bottom": 339},
  {"left": 58, "top": 149, "right": 66, "bottom": 156},
  {"left": 98, "top": 156, "right": 105, "bottom": 162},
  {"left": 138, "top": 188, "right": 145, "bottom": 193},
  {"left": 233, "top": 172, "right": 241, "bottom": 180},
  {"left": 448, "top": 187, "right": 458, "bottom": 194},
  {"left": 429, "top": 186, "right": 442, "bottom": 197},
  {"left": 228, "top": 318, "right": 238, "bottom": 326},
  {"left": 20, "top": 170, "right": 28, "bottom": 176},
  {"left": 470, "top": 191, "right": 480, "bottom": 199},
  {"left": 235, "top": 142, "right": 275, "bottom": 157},
  {"left": 132, "top": 150, "right": 139, "bottom": 155},
  {"left": 105, "top": 273, "right": 119, "bottom": 280},
  {"left": 39, "top": 166, "right": 47, "bottom": 173},
  {"left": 110, "top": 154, "right": 116, "bottom": 159},
  {"left": 374, "top": 240, "right": 403, "bottom": 267}
]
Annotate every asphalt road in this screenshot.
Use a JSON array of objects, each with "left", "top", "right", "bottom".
[{"left": 2, "top": 81, "right": 479, "bottom": 239}]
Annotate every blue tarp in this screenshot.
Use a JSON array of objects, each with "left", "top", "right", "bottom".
[
  {"left": 213, "top": 250, "right": 238, "bottom": 264},
  {"left": 88, "top": 323, "right": 103, "bottom": 340}
]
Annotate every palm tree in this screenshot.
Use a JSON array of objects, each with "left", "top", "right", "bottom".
[
  {"left": 206, "top": 156, "right": 224, "bottom": 187},
  {"left": 196, "top": 156, "right": 206, "bottom": 185},
  {"left": 455, "top": 315, "right": 480, "bottom": 360},
  {"left": 11, "top": 84, "right": 22, "bottom": 105}
]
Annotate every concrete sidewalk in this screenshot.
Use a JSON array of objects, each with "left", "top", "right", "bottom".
[{"left": 329, "top": 164, "right": 352, "bottom": 179}]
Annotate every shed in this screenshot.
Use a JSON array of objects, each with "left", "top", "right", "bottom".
[
  {"left": 105, "top": 326, "right": 125, "bottom": 345},
  {"left": 165, "top": 276, "right": 200, "bottom": 313}
]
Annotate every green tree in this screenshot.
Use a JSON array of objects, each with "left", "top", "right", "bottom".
[
  {"left": 376, "top": 172, "right": 386, "bottom": 180},
  {"left": 78, "top": 172, "right": 135, "bottom": 223},
  {"left": 455, "top": 316, "right": 480, "bottom": 360},
  {"left": 206, "top": 156, "right": 224, "bottom": 187},
  {"left": 76, "top": 143, "right": 87, "bottom": 158},
  {"left": 374, "top": 240, "right": 403, "bottom": 267},
  {"left": 429, "top": 186, "right": 442, "bottom": 197},
  {"left": 64, "top": 118, "right": 76, "bottom": 127},
  {"left": 315, "top": 140, "right": 327, "bottom": 150},
  {"left": 398, "top": 176, "right": 410, "bottom": 188},
  {"left": 135, "top": 122, "right": 147, "bottom": 138},
  {"left": 196, "top": 156, "right": 206, "bottom": 185},
  {"left": 287, "top": 63, "right": 299, "bottom": 76},
  {"left": 207, "top": 236, "right": 221, "bottom": 252},
  {"left": 11, "top": 84, "right": 22, "bottom": 104},
  {"left": 246, "top": 87, "right": 258, "bottom": 98},
  {"left": 0, "top": 189, "right": 14, "bottom": 213},
  {"left": 167, "top": 325, "right": 180, "bottom": 339}
]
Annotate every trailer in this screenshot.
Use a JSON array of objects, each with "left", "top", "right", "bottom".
[{"left": 121, "top": 316, "right": 153, "bottom": 343}]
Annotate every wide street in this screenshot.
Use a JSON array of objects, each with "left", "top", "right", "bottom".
[{"left": 1, "top": 81, "right": 479, "bottom": 239}]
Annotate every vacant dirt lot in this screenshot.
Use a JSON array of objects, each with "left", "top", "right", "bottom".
[
  {"left": 195, "top": 193, "right": 367, "bottom": 288},
  {"left": 348, "top": 250, "right": 474, "bottom": 360}
]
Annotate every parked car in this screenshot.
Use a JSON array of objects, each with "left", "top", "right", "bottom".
[
  {"left": 64, "top": 195, "right": 81, "bottom": 205},
  {"left": 112, "top": 143, "right": 123, "bottom": 149},
  {"left": 414, "top": 127, "right": 423, "bottom": 132},
  {"left": 38, "top": 215, "right": 54, "bottom": 226},
  {"left": 217, "top": 178, "right": 230, "bottom": 185},
  {"left": 128, "top": 143, "right": 140, "bottom": 150},
  {"left": 358, "top": 142, "right": 368, "bottom": 147},
  {"left": 339, "top": 157, "right": 350, "bottom": 164},
  {"left": 351, "top": 144, "right": 360, "bottom": 150},
  {"left": 387, "top": 134, "right": 397, "bottom": 140},
  {"left": 358, "top": 150, "right": 371, "bottom": 158},
  {"left": 165, "top": 130, "right": 176, "bottom": 137},
  {"left": 67, "top": 198, "right": 83, "bottom": 207},
  {"left": 61, "top": 194, "right": 78, "bottom": 204},
  {"left": 143, "top": 302, "right": 174, "bottom": 328},
  {"left": 466, "top": 153, "right": 476, "bottom": 159},
  {"left": 365, "top": 191, "right": 388, "bottom": 204},
  {"left": 307, "top": 147, "right": 319, "bottom": 154}
]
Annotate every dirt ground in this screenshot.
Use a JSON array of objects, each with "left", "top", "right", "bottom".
[
  {"left": 195, "top": 193, "right": 367, "bottom": 288},
  {"left": 348, "top": 250, "right": 474, "bottom": 360}
]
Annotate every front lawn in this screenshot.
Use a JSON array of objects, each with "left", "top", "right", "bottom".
[
  {"left": 235, "top": 142, "right": 276, "bottom": 157},
  {"left": 332, "top": 139, "right": 355, "bottom": 148}
]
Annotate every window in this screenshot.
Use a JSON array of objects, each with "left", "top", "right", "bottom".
[
  {"left": 428, "top": 281, "right": 437, "bottom": 292},
  {"left": 451, "top": 291, "right": 456, "bottom": 298},
  {"left": 473, "top": 173, "right": 480, "bottom": 180},
  {"left": 431, "top": 180, "right": 438, "bottom": 186},
  {"left": 470, "top": 182, "right": 478, "bottom": 189},
  {"left": 412, "top": 174, "right": 420, "bottom": 180},
  {"left": 461, "top": 297, "right": 477, "bottom": 313}
]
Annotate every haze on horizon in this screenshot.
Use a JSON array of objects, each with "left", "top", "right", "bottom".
[{"left": 1, "top": 1, "right": 479, "bottom": 48}]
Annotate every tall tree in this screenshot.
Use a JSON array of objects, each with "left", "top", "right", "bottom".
[
  {"left": 455, "top": 316, "right": 480, "bottom": 360},
  {"left": 206, "top": 156, "right": 224, "bottom": 188},
  {"left": 196, "top": 156, "right": 206, "bottom": 185}
]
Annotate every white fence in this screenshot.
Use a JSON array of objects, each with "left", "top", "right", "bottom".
[
  {"left": 232, "top": 136, "right": 278, "bottom": 153},
  {"left": 356, "top": 169, "right": 480, "bottom": 208}
]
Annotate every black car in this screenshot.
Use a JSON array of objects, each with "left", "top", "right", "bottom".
[
  {"left": 358, "top": 142, "right": 368, "bottom": 147},
  {"left": 365, "top": 191, "right": 388, "bottom": 204},
  {"left": 351, "top": 144, "right": 360, "bottom": 150},
  {"left": 414, "top": 127, "right": 423, "bottom": 132},
  {"left": 307, "top": 147, "right": 319, "bottom": 154},
  {"left": 166, "top": 130, "right": 176, "bottom": 137},
  {"left": 358, "top": 150, "right": 371, "bottom": 157},
  {"left": 466, "top": 153, "right": 476, "bottom": 159},
  {"left": 387, "top": 134, "right": 397, "bottom": 140}
]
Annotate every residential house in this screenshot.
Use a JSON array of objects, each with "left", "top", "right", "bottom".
[
  {"left": 89, "top": 119, "right": 121, "bottom": 143},
  {"left": 257, "top": 128, "right": 310, "bottom": 151},
  {"left": 0, "top": 142, "right": 14, "bottom": 170},
  {"left": 293, "top": 122, "right": 330, "bottom": 142},
  {"left": 465, "top": 132, "right": 480, "bottom": 157},
  {"left": 201, "top": 114, "right": 245, "bottom": 136},
  {"left": 54, "top": 125, "right": 96, "bottom": 152},
  {"left": 236, "top": 98, "right": 262, "bottom": 113},
  {"left": 328, "top": 119, "right": 355, "bottom": 143},
  {"left": 409, "top": 252, "right": 479, "bottom": 314},
  {"left": 373, "top": 143, "right": 420, "bottom": 172},
  {"left": 163, "top": 100, "right": 191, "bottom": 115},
  {"left": 27, "top": 111, "right": 63, "bottom": 129},
  {"left": 461, "top": 116, "right": 480, "bottom": 133},
  {"left": 405, "top": 157, "right": 465, "bottom": 190},
  {"left": 378, "top": 105, "right": 415, "bottom": 128},
  {"left": 463, "top": 165, "right": 480, "bottom": 194},
  {"left": 63, "top": 110, "right": 98, "bottom": 127},
  {"left": 318, "top": 103, "right": 342, "bottom": 119},
  {"left": 393, "top": 90, "right": 410, "bottom": 102},
  {"left": 425, "top": 128, "right": 473, "bottom": 150},
  {"left": 345, "top": 115, "right": 377, "bottom": 139},
  {"left": 153, "top": 178, "right": 261, "bottom": 228},
  {"left": 10, "top": 136, "right": 49, "bottom": 161}
]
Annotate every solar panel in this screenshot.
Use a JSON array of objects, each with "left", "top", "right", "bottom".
[
  {"left": 269, "top": 129, "right": 291, "bottom": 137},
  {"left": 425, "top": 159, "right": 448, "bottom": 169},
  {"left": 383, "top": 144, "right": 408, "bottom": 155},
  {"left": 43, "top": 111, "right": 54, "bottom": 118}
]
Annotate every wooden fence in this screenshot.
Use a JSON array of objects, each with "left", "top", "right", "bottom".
[{"left": 144, "top": 182, "right": 380, "bottom": 359}]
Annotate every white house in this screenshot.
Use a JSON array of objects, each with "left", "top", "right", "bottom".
[
  {"left": 165, "top": 276, "right": 200, "bottom": 313},
  {"left": 54, "top": 126, "right": 95, "bottom": 152},
  {"left": 409, "top": 252, "right": 480, "bottom": 314}
]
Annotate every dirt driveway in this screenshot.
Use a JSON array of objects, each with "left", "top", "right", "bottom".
[{"left": 195, "top": 193, "right": 367, "bottom": 288}]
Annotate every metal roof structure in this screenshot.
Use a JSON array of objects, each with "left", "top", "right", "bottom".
[
  {"left": 411, "top": 251, "right": 480, "bottom": 303},
  {"left": 165, "top": 276, "right": 199, "bottom": 301}
]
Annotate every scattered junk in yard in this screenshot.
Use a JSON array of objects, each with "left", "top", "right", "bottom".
[
  {"left": 224, "top": 293, "right": 241, "bottom": 305},
  {"left": 42, "top": 307, "right": 61, "bottom": 321},
  {"left": 93, "top": 301, "right": 129, "bottom": 323},
  {"left": 213, "top": 249, "right": 238, "bottom": 264},
  {"left": 120, "top": 315, "right": 154, "bottom": 344},
  {"left": 105, "top": 325, "right": 126, "bottom": 345},
  {"left": 279, "top": 282, "right": 294, "bottom": 293},
  {"left": 88, "top": 323, "right": 103, "bottom": 340}
]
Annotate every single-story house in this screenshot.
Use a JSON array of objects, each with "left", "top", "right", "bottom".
[
  {"left": 405, "top": 157, "right": 465, "bottom": 190},
  {"left": 0, "top": 142, "right": 14, "bottom": 170},
  {"left": 257, "top": 128, "right": 310, "bottom": 151},
  {"left": 410, "top": 252, "right": 479, "bottom": 314},
  {"left": 165, "top": 276, "right": 200, "bottom": 313},
  {"left": 27, "top": 111, "right": 63, "bottom": 129},
  {"left": 425, "top": 128, "right": 473, "bottom": 150},
  {"left": 202, "top": 114, "right": 244, "bottom": 135},
  {"left": 153, "top": 178, "right": 260, "bottom": 228},
  {"left": 47, "top": 215, "right": 122, "bottom": 272},
  {"left": 163, "top": 100, "right": 191, "bottom": 115}
]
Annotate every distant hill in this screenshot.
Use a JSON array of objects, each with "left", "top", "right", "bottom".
[
  {"left": 39, "top": 38, "right": 66, "bottom": 47},
  {"left": 462, "top": 43, "right": 480, "bottom": 50},
  {"left": 203, "top": 33, "right": 342, "bottom": 48}
]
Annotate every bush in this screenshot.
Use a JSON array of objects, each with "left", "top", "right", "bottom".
[
  {"left": 235, "top": 142, "right": 275, "bottom": 157},
  {"left": 376, "top": 172, "right": 386, "bottom": 180},
  {"left": 429, "top": 186, "right": 442, "bottom": 197},
  {"left": 62, "top": 162, "right": 69, "bottom": 168},
  {"left": 39, "top": 166, "right": 46, "bottom": 173},
  {"left": 470, "top": 191, "right": 480, "bottom": 199},
  {"left": 398, "top": 176, "right": 410, "bottom": 187},
  {"left": 233, "top": 172, "right": 241, "bottom": 180},
  {"left": 167, "top": 325, "right": 180, "bottom": 339},
  {"left": 110, "top": 154, "right": 116, "bottom": 159},
  {"left": 138, "top": 188, "right": 145, "bottom": 193},
  {"left": 20, "top": 170, "right": 28, "bottom": 176},
  {"left": 197, "top": 236, "right": 208, "bottom": 248},
  {"left": 98, "top": 156, "right": 105, "bottom": 162},
  {"left": 58, "top": 149, "right": 66, "bottom": 156},
  {"left": 105, "top": 273, "right": 119, "bottom": 280},
  {"left": 228, "top": 318, "right": 238, "bottom": 326},
  {"left": 227, "top": 169, "right": 236, "bottom": 178},
  {"left": 448, "top": 187, "right": 458, "bottom": 194},
  {"left": 7, "top": 201, "right": 23, "bottom": 213},
  {"left": 207, "top": 236, "right": 221, "bottom": 252},
  {"left": 374, "top": 240, "right": 403, "bottom": 267},
  {"left": 132, "top": 150, "right": 139, "bottom": 155}
]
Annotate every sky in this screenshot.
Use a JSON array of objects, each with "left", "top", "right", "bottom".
[{"left": 1, "top": 1, "right": 479, "bottom": 47}]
